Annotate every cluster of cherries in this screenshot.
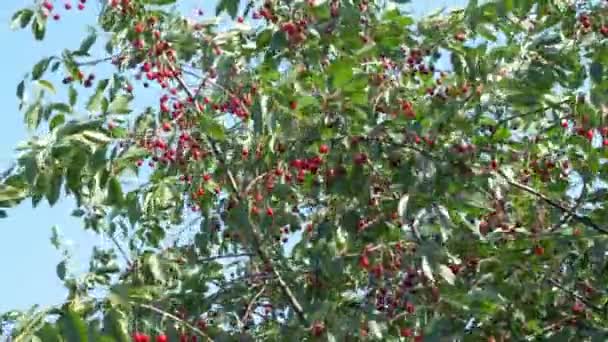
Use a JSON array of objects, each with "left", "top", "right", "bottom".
[
  {"left": 578, "top": 13, "right": 608, "bottom": 36},
  {"left": 41, "top": 0, "right": 86, "bottom": 21}
]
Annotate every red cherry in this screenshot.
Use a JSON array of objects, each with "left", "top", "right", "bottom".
[
  {"left": 135, "top": 22, "right": 145, "bottom": 34},
  {"left": 534, "top": 245, "right": 544, "bottom": 256},
  {"left": 601, "top": 25, "right": 608, "bottom": 37},
  {"left": 311, "top": 321, "right": 325, "bottom": 336},
  {"left": 53, "top": 14, "right": 60, "bottom": 20},
  {"left": 237, "top": 16, "right": 244, "bottom": 23},
  {"left": 78, "top": 3, "right": 85, "bottom": 10},
  {"left": 133, "top": 333, "right": 150, "bottom": 342},
  {"left": 405, "top": 302, "right": 415, "bottom": 313},
  {"left": 354, "top": 152, "right": 368, "bottom": 165},
  {"left": 162, "top": 122, "right": 171, "bottom": 132},
  {"left": 586, "top": 129, "right": 594, "bottom": 141},
  {"left": 479, "top": 220, "right": 489, "bottom": 235},
  {"left": 266, "top": 207, "right": 274, "bottom": 217},
  {"left": 490, "top": 159, "right": 498, "bottom": 170},
  {"left": 319, "top": 144, "right": 329, "bottom": 154},
  {"left": 572, "top": 300, "right": 584, "bottom": 314},
  {"left": 400, "top": 328, "right": 413, "bottom": 337},
  {"left": 289, "top": 100, "right": 297, "bottom": 110},
  {"left": 561, "top": 119, "right": 568, "bottom": 128},
  {"left": 358, "top": 255, "right": 370, "bottom": 269},
  {"left": 203, "top": 174, "right": 211, "bottom": 181},
  {"left": 156, "top": 335, "right": 168, "bottom": 342},
  {"left": 43, "top": 1, "right": 53, "bottom": 11},
  {"left": 65, "top": 2, "right": 72, "bottom": 10}
]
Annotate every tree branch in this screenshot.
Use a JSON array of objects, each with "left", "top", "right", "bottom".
[
  {"left": 109, "top": 232, "right": 132, "bottom": 267},
  {"left": 497, "top": 170, "right": 608, "bottom": 235},
  {"left": 134, "top": 303, "right": 212, "bottom": 341},
  {"left": 171, "top": 67, "right": 309, "bottom": 326},
  {"left": 240, "top": 285, "right": 266, "bottom": 330}
]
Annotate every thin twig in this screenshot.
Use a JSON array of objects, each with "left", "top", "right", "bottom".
[
  {"left": 199, "top": 253, "right": 252, "bottom": 263},
  {"left": 240, "top": 285, "right": 266, "bottom": 330},
  {"left": 134, "top": 303, "right": 213, "bottom": 341},
  {"left": 109, "top": 233, "right": 132, "bottom": 267},
  {"left": 547, "top": 278, "right": 603, "bottom": 313},
  {"left": 497, "top": 170, "right": 608, "bottom": 235}
]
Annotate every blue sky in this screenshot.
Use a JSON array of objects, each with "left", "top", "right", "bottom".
[{"left": 0, "top": 0, "right": 465, "bottom": 313}]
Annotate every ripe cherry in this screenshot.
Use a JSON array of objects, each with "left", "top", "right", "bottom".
[
  {"left": 266, "top": 207, "right": 274, "bottom": 217},
  {"left": 490, "top": 159, "right": 498, "bottom": 170},
  {"left": 237, "top": 16, "right": 244, "bottom": 23},
  {"left": 354, "top": 152, "right": 368, "bottom": 165},
  {"left": 162, "top": 122, "right": 171, "bottom": 132},
  {"left": 53, "top": 14, "right": 60, "bottom": 20},
  {"left": 534, "top": 245, "right": 544, "bottom": 256},
  {"left": 400, "top": 328, "right": 413, "bottom": 337},
  {"left": 586, "top": 129, "right": 594, "bottom": 141},
  {"left": 78, "top": 3, "right": 85, "bottom": 10},
  {"left": 156, "top": 335, "right": 168, "bottom": 342},
  {"left": 311, "top": 321, "right": 325, "bottom": 336},
  {"left": 358, "top": 254, "right": 370, "bottom": 269},
  {"left": 319, "top": 144, "right": 329, "bottom": 154},
  {"left": 572, "top": 300, "right": 584, "bottom": 314},
  {"left": 133, "top": 333, "right": 150, "bottom": 342},
  {"left": 454, "top": 32, "right": 466, "bottom": 41},
  {"left": 135, "top": 22, "right": 145, "bottom": 34},
  {"left": 65, "top": 2, "right": 72, "bottom": 10},
  {"left": 289, "top": 100, "right": 297, "bottom": 110}
]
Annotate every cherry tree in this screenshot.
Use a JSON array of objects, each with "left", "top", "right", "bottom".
[{"left": 2, "top": 0, "right": 608, "bottom": 340}]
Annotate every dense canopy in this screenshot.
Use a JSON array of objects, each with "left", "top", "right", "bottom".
[{"left": 2, "top": 0, "right": 608, "bottom": 341}]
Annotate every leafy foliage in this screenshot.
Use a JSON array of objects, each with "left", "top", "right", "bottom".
[{"left": 3, "top": 0, "right": 608, "bottom": 341}]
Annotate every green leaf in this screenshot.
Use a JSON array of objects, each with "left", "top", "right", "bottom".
[
  {"left": 78, "top": 30, "right": 97, "bottom": 55},
  {"left": 146, "top": 254, "right": 165, "bottom": 282},
  {"left": 86, "top": 79, "right": 109, "bottom": 112},
  {"left": 32, "top": 58, "right": 52, "bottom": 80},
  {"left": 103, "top": 309, "right": 130, "bottom": 342},
  {"left": 17, "top": 80, "right": 25, "bottom": 101},
  {"left": 56, "top": 261, "right": 67, "bottom": 280},
  {"left": 50, "top": 102, "right": 72, "bottom": 114},
  {"left": 36, "top": 323, "right": 62, "bottom": 342},
  {"left": 438, "top": 264, "right": 456, "bottom": 285},
  {"left": 216, "top": 0, "right": 239, "bottom": 18},
  {"left": 590, "top": 61, "right": 603, "bottom": 84},
  {"left": 58, "top": 309, "right": 88, "bottom": 342},
  {"left": 0, "top": 184, "right": 28, "bottom": 203},
  {"left": 49, "top": 114, "right": 66, "bottom": 131},
  {"left": 68, "top": 86, "right": 78, "bottom": 106},
  {"left": 329, "top": 58, "right": 354, "bottom": 89},
  {"left": 37, "top": 80, "right": 55, "bottom": 93},
  {"left": 82, "top": 130, "right": 112, "bottom": 145},
  {"left": 11, "top": 9, "right": 34, "bottom": 30},
  {"left": 32, "top": 14, "right": 46, "bottom": 41},
  {"left": 107, "top": 95, "right": 132, "bottom": 114},
  {"left": 24, "top": 103, "right": 42, "bottom": 130},
  {"left": 46, "top": 169, "right": 63, "bottom": 206},
  {"left": 107, "top": 177, "right": 124, "bottom": 205}
]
